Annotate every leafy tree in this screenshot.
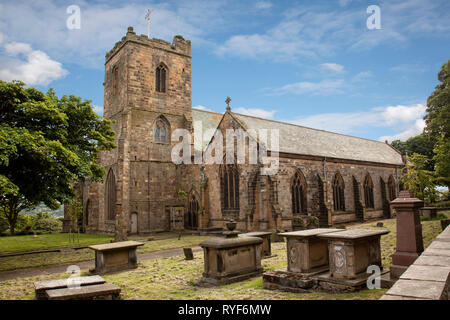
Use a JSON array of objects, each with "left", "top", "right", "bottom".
[
  {"left": 391, "top": 133, "right": 437, "bottom": 171},
  {"left": 400, "top": 153, "right": 437, "bottom": 203},
  {"left": 424, "top": 60, "right": 450, "bottom": 187},
  {"left": 0, "top": 80, "right": 115, "bottom": 234}
]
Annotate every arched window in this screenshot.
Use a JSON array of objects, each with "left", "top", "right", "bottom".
[
  {"left": 291, "top": 171, "right": 307, "bottom": 214},
  {"left": 105, "top": 169, "right": 116, "bottom": 220},
  {"left": 186, "top": 194, "right": 199, "bottom": 229},
  {"left": 364, "top": 174, "right": 374, "bottom": 209},
  {"left": 333, "top": 173, "right": 345, "bottom": 212},
  {"left": 221, "top": 164, "right": 239, "bottom": 210},
  {"left": 154, "top": 117, "right": 169, "bottom": 142},
  {"left": 388, "top": 175, "right": 396, "bottom": 201},
  {"left": 155, "top": 64, "right": 167, "bottom": 93},
  {"left": 112, "top": 66, "right": 118, "bottom": 96}
]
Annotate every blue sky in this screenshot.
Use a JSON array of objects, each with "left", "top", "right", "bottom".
[{"left": 0, "top": 0, "right": 449, "bottom": 142}]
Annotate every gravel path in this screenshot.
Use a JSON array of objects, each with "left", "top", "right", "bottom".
[{"left": 0, "top": 246, "right": 202, "bottom": 281}]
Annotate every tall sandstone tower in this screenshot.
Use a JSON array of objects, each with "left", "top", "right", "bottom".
[{"left": 99, "top": 27, "right": 192, "bottom": 239}]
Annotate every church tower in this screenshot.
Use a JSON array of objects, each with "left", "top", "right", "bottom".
[{"left": 100, "top": 26, "right": 192, "bottom": 238}]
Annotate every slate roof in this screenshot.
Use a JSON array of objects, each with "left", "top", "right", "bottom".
[{"left": 192, "top": 108, "right": 403, "bottom": 166}]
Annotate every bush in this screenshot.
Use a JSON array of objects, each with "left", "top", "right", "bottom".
[{"left": 33, "top": 217, "right": 62, "bottom": 232}]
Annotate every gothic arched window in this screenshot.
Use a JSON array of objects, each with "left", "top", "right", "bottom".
[
  {"left": 333, "top": 172, "right": 345, "bottom": 212},
  {"left": 291, "top": 171, "right": 307, "bottom": 214},
  {"left": 364, "top": 174, "right": 375, "bottom": 209},
  {"left": 388, "top": 175, "right": 396, "bottom": 201},
  {"left": 105, "top": 169, "right": 116, "bottom": 220},
  {"left": 112, "top": 66, "right": 118, "bottom": 96},
  {"left": 221, "top": 164, "right": 239, "bottom": 210},
  {"left": 154, "top": 118, "right": 169, "bottom": 142},
  {"left": 155, "top": 64, "right": 167, "bottom": 93}
]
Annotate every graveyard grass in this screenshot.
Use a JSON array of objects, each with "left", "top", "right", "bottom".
[
  {"left": 0, "top": 212, "right": 448, "bottom": 300},
  {"left": 0, "top": 234, "right": 211, "bottom": 272}
]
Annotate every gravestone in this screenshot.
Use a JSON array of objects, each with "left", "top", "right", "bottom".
[
  {"left": 198, "top": 221, "right": 263, "bottom": 285},
  {"left": 389, "top": 190, "right": 424, "bottom": 279},
  {"left": 89, "top": 241, "right": 144, "bottom": 274},
  {"left": 183, "top": 247, "right": 194, "bottom": 260},
  {"left": 238, "top": 231, "right": 273, "bottom": 257}
]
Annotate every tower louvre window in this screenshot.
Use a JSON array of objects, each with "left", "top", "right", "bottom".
[
  {"left": 156, "top": 65, "right": 167, "bottom": 93},
  {"left": 154, "top": 118, "right": 169, "bottom": 142},
  {"left": 112, "top": 66, "right": 118, "bottom": 96}
]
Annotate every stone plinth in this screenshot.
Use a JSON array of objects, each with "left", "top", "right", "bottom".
[
  {"left": 279, "top": 229, "right": 343, "bottom": 273},
  {"left": 389, "top": 190, "right": 424, "bottom": 279},
  {"left": 419, "top": 207, "right": 437, "bottom": 219},
  {"left": 89, "top": 241, "right": 144, "bottom": 274},
  {"left": 318, "top": 229, "right": 389, "bottom": 279},
  {"left": 199, "top": 236, "right": 263, "bottom": 285},
  {"left": 239, "top": 231, "right": 273, "bottom": 257}
]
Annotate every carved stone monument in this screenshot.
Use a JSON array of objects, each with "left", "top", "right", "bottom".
[
  {"left": 89, "top": 241, "right": 144, "bottom": 274},
  {"left": 199, "top": 221, "right": 263, "bottom": 285},
  {"left": 317, "top": 229, "right": 389, "bottom": 279},
  {"left": 279, "top": 229, "right": 342, "bottom": 273},
  {"left": 389, "top": 190, "right": 424, "bottom": 279}
]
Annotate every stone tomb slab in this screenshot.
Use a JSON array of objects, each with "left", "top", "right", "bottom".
[
  {"left": 384, "top": 279, "right": 447, "bottom": 300},
  {"left": 422, "top": 248, "right": 450, "bottom": 257},
  {"left": 279, "top": 228, "right": 343, "bottom": 273},
  {"left": 239, "top": 231, "right": 273, "bottom": 257},
  {"left": 199, "top": 236, "right": 263, "bottom": 285},
  {"left": 89, "top": 241, "right": 144, "bottom": 274},
  {"left": 427, "top": 240, "right": 450, "bottom": 250},
  {"left": 318, "top": 229, "right": 389, "bottom": 279},
  {"left": 34, "top": 275, "right": 106, "bottom": 300}
]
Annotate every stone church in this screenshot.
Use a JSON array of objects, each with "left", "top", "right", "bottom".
[{"left": 66, "top": 27, "right": 404, "bottom": 238}]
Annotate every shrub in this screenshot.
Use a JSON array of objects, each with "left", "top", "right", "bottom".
[{"left": 32, "top": 217, "right": 62, "bottom": 232}]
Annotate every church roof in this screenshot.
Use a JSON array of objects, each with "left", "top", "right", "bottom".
[{"left": 192, "top": 108, "right": 403, "bottom": 166}]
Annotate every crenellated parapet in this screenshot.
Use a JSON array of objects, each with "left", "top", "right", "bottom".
[{"left": 105, "top": 26, "right": 191, "bottom": 63}]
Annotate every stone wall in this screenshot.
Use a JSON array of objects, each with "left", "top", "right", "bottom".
[{"left": 381, "top": 225, "right": 450, "bottom": 300}]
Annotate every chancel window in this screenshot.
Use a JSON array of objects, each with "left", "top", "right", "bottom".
[
  {"left": 105, "top": 169, "right": 116, "bottom": 220},
  {"left": 364, "top": 174, "right": 375, "bottom": 209},
  {"left": 221, "top": 164, "right": 239, "bottom": 210},
  {"left": 291, "top": 171, "right": 307, "bottom": 214},
  {"left": 155, "top": 64, "right": 167, "bottom": 93},
  {"left": 333, "top": 173, "right": 345, "bottom": 212},
  {"left": 154, "top": 119, "right": 168, "bottom": 142}
]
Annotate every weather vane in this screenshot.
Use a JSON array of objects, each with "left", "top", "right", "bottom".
[{"left": 145, "top": 9, "right": 153, "bottom": 38}]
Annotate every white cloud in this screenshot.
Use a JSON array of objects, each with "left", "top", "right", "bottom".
[
  {"left": 255, "top": 1, "right": 273, "bottom": 10},
  {"left": 93, "top": 105, "right": 103, "bottom": 115},
  {"left": 352, "top": 71, "right": 373, "bottom": 82},
  {"left": 0, "top": 0, "right": 229, "bottom": 68},
  {"left": 379, "top": 119, "right": 426, "bottom": 142},
  {"left": 233, "top": 107, "right": 276, "bottom": 119},
  {"left": 320, "top": 63, "right": 344, "bottom": 73},
  {"left": 217, "top": 0, "right": 450, "bottom": 61},
  {"left": 290, "top": 103, "right": 426, "bottom": 141},
  {"left": 270, "top": 79, "right": 347, "bottom": 96},
  {"left": 0, "top": 41, "right": 68, "bottom": 86},
  {"left": 193, "top": 105, "right": 214, "bottom": 112}
]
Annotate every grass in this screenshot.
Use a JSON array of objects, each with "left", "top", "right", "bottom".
[
  {"left": 0, "top": 233, "right": 114, "bottom": 253},
  {"left": 0, "top": 213, "right": 447, "bottom": 300},
  {"left": 0, "top": 234, "right": 211, "bottom": 272}
]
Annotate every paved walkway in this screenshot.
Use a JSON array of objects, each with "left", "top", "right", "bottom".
[{"left": 0, "top": 246, "right": 202, "bottom": 282}]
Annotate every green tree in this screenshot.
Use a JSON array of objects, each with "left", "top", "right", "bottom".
[
  {"left": 424, "top": 60, "right": 450, "bottom": 187},
  {"left": 0, "top": 80, "right": 115, "bottom": 234},
  {"left": 400, "top": 153, "right": 437, "bottom": 203},
  {"left": 391, "top": 133, "right": 437, "bottom": 171}
]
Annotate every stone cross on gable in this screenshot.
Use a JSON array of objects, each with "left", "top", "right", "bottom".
[{"left": 225, "top": 96, "right": 231, "bottom": 111}]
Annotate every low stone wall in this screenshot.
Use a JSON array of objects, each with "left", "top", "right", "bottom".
[{"left": 381, "top": 225, "right": 450, "bottom": 300}]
